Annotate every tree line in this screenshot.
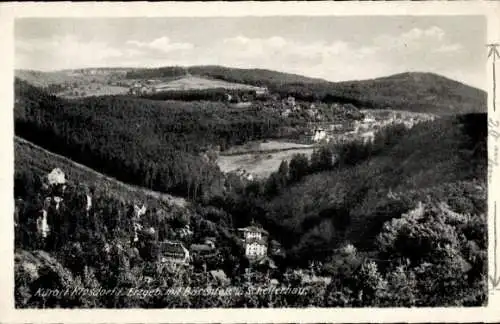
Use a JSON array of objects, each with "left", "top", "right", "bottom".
[
  {"left": 140, "top": 88, "right": 260, "bottom": 102},
  {"left": 14, "top": 79, "right": 299, "bottom": 200}
]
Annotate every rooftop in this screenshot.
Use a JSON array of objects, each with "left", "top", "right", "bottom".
[
  {"left": 238, "top": 226, "right": 268, "bottom": 234},
  {"left": 190, "top": 244, "right": 213, "bottom": 252},
  {"left": 158, "top": 241, "right": 187, "bottom": 256},
  {"left": 209, "top": 269, "right": 230, "bottom": 285}
]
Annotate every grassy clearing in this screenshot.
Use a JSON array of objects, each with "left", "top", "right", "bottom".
[
  {"left": 217, "top": 147, "right": 315, "bottom": 178},
  {"left": 155, "top": 76, "right": 265, "bottom": 92}
]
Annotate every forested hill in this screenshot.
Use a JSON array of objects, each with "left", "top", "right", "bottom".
[
  {"left": 333, "top": 72, "right": 487, "bottom": 114},
  {"left": 125, "top": 66, "right": 486, "bottom": 114},
  {"left": 15, "top": 136, "right": 188, "bottom": 209},
  {"left": 17, "top": 66, "right": 486, "bottom": 114},
  {"left": 125, "top": 65, "right": 329, "bottom": 86},
  {"left": 14, "top": 78, "right": 299, "bottom": 201}
]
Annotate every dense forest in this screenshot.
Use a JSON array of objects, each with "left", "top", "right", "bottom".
[
  {"left": 125, "top": 65, "right": 328, "bottom": 86},
  {"left": 139, "top": 88, "right": 260, "bottom": 102},
  {"left": 14, "top": 78, "right": 488, "bottom": 307},
  {"left": 15, "top": 78, "right": 305, "bottom": 200}
]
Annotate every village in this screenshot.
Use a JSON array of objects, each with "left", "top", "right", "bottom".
[
  {"left": 220, "top": 99, "right": 437, "bottom": 182},
  {"left": 270, "top": 97, "right": 437, "bottom": 146}
]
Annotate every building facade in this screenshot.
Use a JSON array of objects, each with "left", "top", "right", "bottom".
[
  {"left": 245, "top": 239, "right": 268, "bottom": 258},
  {"left": 312, "top": 128, "right": 327, "bottom": 143},
  {"left": 238, "top": 226, "right": 269, "bottom": 259}
]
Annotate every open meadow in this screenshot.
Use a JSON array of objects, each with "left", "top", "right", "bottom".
[{"left": 217, "top": 147, "right": 315, "bottom": 178}]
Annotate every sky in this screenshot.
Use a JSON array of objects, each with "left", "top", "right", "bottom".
[{"left": 15, "top": 16, "right": 487, "bottom": 89}]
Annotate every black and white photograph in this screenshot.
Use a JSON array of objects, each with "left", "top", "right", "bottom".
[{"left": 6, "top": 2, "right": 493, "bottom": 314}]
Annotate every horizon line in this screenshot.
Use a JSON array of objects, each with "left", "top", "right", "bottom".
[{"left": 14, "top": 64, "right": 487, "bottom": 91}]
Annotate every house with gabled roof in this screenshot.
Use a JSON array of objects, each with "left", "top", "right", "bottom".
[
  {"left": 244, "top": 237, "right": 268, "bottom": 259},
  {"left": 312, "top": 128, "right": 327, "bottom": 143},
  {"left": 238, "top": 224, "right": 269, "bottom": 260},
  {"left": 190, "top": 243, "right": 214, "bottom": 254},
  {"left": 158, "top": 240, "right": 190, "bottom": 265},
  {"left": 238, "top": 225, "right": 268, "bottom": 241}
]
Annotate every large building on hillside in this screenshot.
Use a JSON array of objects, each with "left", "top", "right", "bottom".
[
  {"left": 245, "top": 238, "right": 268, "bottom": 258},
  {"left": 311, "top": 128, "right": 328, "bottom": 143},
  {"left": 238, "top": 225, "right": 269, "bottom": 259}
]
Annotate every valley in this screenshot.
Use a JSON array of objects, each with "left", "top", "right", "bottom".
[
  {"left": 216, "top": 109, "right": 437, "bottom": 179},
  {"left": 13, "top": 65, "right": 488, "bottom": 308}
]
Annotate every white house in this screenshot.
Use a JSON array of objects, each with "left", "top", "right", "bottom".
[
  {"left": 255, "top": 87, "right": 269, "bottom": 97},
  {"left": 238, "top": 225, "right": 269, "bottom": 259},
  {"left": 239, "top": 169, "right": 254, "bottom": 181},
  {"left": 238, "top": 225, "right": 268, "bottom": 241},
  {"left": 158, "top": 241, "right": 190, "bottom": 265},
  {"left": 233, "top": 169, "right": 255, "bottom": 181},
  {"left": 403, "top": 120, "right": 415, "bottom": 129},
  {"left": 312, "top": 128, "right": 327, "bottom": 143},
  {"left": 364, "top": 114, "right": 376, "bottom": 123},
  {"left": 245, "top": 239, "right": 268, "bottom": 258}
]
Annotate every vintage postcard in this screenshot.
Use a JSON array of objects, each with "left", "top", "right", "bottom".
[{"left": 0, "top": 1, "right": 499, "bottom": 323}]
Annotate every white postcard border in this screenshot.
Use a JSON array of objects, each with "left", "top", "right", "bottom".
[{"left": 1, "top": 1, "right": 499, "bottom": 323}]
